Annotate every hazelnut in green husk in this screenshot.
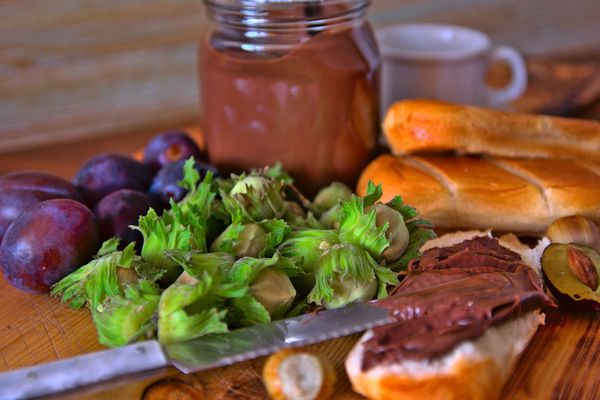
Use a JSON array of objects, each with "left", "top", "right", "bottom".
[
  {"left": 227, "top": 253, "right": 301, "bottom": 325},
  {"left": 308, "top": 243, "right": 398, "bottom": 309},
  {"left": 278, "top": 229, "right": 339, "bottom": 294},
  {"left": 365, "top": 203, "right": 409, "bottom": 263},
  {"left": 221, "top": 173, "right": 286, "bottom": 223},
  {"left": 311, "top": 182, "right": 353, "bottom": 215},
  {"left": 210, "top": 219, "right": 290, "bottom": 259},
  {"left": 92, "top": 279, "right": 161, "bottom": 347}
]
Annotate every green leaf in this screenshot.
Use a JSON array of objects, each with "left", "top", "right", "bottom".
[
  {"left": 51, "top": 241, "right": 138, "bottom": 310},
  {"left": 92, "top": 280, "right": 161, "bottom": 347},
  {"left": 338, "top": 195, "right": 390, "bottom": 260}
]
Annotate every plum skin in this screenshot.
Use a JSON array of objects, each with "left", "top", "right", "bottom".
[
  {"left": 0, "top": 171, "right": 82, "bottom": 242},
  {"left": 94, "top": 189, "right": 155, "bottom": 246},
  {"left": 73, "top": 153, "right": 153, "bottom": 207},
  {"left": 142, "top": 131, "right": 203, "bottom": 173},
  {"left": 0, "top": 199, "right": 100, "bottom": 293},
  {"left": 149, "top": 159, "right": 218, "bottom": 207}
]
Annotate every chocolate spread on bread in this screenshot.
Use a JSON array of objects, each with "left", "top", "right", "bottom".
[{"left": 361, "top": 237, "right": 553, "bottom": 371}]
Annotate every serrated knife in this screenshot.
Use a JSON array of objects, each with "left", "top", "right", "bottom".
[{"left": 0, "top": 301, "right": 393, "bottom": 399}]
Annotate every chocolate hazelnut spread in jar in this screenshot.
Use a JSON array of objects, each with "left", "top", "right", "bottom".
[{"left": 200, "top": 0, "right": 380, "bottom": 195}]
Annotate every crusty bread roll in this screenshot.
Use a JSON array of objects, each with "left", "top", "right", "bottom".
[
  {"left": 357, "top": 154, "right": 600, "bottom": 235},
  {"left": 383, "top": 99, "right": 600, "bottom": 161},
  {"left": 345, "top": 232, "right": 550, "bottom": 400}
]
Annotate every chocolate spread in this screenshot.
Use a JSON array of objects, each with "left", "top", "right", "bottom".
[
  {"left": 361, "top": 237, "right": 553, "bottom": 371},
  {"left": 200, "top": 20, "right": 380, "bottom": 196}
]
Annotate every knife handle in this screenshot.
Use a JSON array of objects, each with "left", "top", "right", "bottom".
[{"left": 0, "top": 340, "right": 168, "bottom": 399}]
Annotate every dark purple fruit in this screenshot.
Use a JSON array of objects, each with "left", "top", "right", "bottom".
[
  {"left": 0, "top": 171, "right": 83, "bottom": 243},
  {"left": 541, "top": 243, "right": 600, "bottom": 311},
  {"left": 142, "top": 131, "right": 203, "bottom": 173},
  {"left": 0, "top": 199, "right": 100, "bottom": 293},
  {"left": 94, "top": 189, "right": 154, "bottom": 246},
  {"left": 73, "top": 153, "right": 153, "bottom": 207},
  {"left": 148, "top": 159, "right": 218, "bottom": 207}
]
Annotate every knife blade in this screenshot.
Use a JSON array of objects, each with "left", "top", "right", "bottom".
[{"left": 0, "top": 301, "right": 392, "bottom": 399}]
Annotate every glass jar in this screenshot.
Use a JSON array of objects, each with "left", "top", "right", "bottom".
[{"left": 200, "top": 0, "right": 380, "bottom": 195}]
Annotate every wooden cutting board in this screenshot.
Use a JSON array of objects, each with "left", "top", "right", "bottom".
[{"left": 0, "top": 272, "right": 599, "bottom": 399}]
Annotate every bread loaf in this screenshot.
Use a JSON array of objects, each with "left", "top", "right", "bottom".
[
  {"left": 383, "top": 100, "right": 600, "bottom": 161},
  {"left": 345, "top": 232, "right": 550, "bottom": 400},
  {"left": 357, "top": 154, "right": 600, "bottom": 235}
]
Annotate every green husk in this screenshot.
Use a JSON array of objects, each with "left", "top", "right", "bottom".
[
  {"left": 166, "top": 250, "right": 235, "bottom": 280},
  {"left": 157, "top": 267, "right": 247, "bottom": 344},
  {"left": 338, "top": 190, "right": 391, "bottom": 260},
  {"left": 131, "top": 165, "right": 216, "bottom": 285},
  {"left": 387, "top": 220, "right": 437, "bottom": 271},
  {"left": 278, "top": 229, "right": 339, "bottom": 273},
  {"left": 278, "top": 229, "right": 339, "bottom": 294},
  {"left": 221, "top": 173, "right": 286, "bottom": 223},
  {"left": 318, "top": 204, "right": 342, "bottom": 229},
  {"left": 311, "top": 182, "right": 353, "bottom": 215},
  {"left": 227, "top": 253, "right": 300, "bottom": 324},
  {"left": 307, "top": 243, "right": 398, "bottom": 309},
  {"left": 51, "top": 238, "right": 138, "bottom": 310},
  {"left": 132, "top": 207, "right": 189, "bottom": 285},
  {"left": 92, "top": 279, "right": 161, "bottom": 347}
]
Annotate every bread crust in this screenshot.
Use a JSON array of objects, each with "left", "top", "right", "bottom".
[
  {"left": 358, "top": 154, "right": 600, "bottom": 234},
  {"left": 348, "top": 358, "right": 505, "bottom": 400},
  {"left": 383, "top": 99, "right": 600, "bottom": 161}
]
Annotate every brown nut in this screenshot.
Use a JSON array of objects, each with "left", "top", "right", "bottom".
[
  {"left": 567, "top": 245, "right": 599, "bottom": 290},
  {"left": 263, "top": 348, "right": 336, "bottom": 400},
  {"left": 546, "top": 215, "right": 600, "bottom": 253}
]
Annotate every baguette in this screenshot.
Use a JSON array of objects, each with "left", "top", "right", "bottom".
[
  {"left": 345, "top": 232, "right": 550, "bottom": 400},
  {"left": 357, "top": 154, "right": 600, "bottom": 235},
  {"left": 383, "top": 99, "right": 600, "bottom": 161}
]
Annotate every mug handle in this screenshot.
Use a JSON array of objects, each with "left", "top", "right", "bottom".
[{"left": 486, "top": 46, "right": 527, "bottom": 108}]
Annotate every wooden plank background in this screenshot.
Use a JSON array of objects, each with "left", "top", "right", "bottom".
[{"left": 1, "top": 0, "right": 600, "bottom": 153}]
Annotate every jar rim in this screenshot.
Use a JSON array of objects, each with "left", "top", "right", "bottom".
[
  {"left": 203, "top": 0, "right": 370, "bottom": 30},
  {"left": 204, "top": 0, "right": 368, "bottom": 8}
]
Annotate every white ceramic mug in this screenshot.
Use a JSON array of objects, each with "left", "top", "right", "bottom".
[{"left": 376, "top": 23, "right": 527, "bottom": 112}]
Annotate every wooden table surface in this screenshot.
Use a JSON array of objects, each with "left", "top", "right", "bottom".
[
  {"left": 1, "top": 58, "right": 600, "bottom": 399},
  {"left": 1, "top": 127, "right": 600, "bottom": 400}
]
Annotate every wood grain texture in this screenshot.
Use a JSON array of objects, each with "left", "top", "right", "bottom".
[
  {"left": 0, "top": 128, "right": 600, "bottom": 399},
  {"left": 2, "top": 0, "right": 600, "bottom": 153}
]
